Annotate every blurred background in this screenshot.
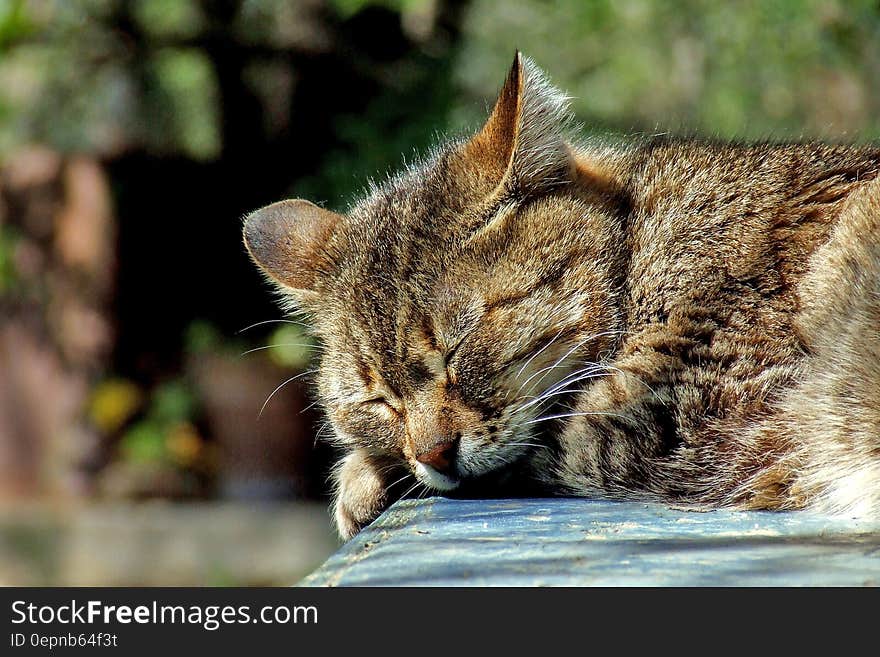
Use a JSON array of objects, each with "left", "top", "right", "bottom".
[{"left": 1, "top": 0, "right": 879, "bottom": 585}]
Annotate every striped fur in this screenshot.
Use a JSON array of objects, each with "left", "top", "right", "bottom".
[{"left": 244, "top": 53, "right": 880, "bottom": 539}]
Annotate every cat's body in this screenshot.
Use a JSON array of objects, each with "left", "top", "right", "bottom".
[{"left": 244, "top": 54, "right": 880, "bottom": 539}]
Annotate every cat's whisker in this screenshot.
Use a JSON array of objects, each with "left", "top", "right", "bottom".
[
  {"left": 514, "top": 328, "right": 565, "bottom": 379},
  {"left": 512, "top": 359, "right": 664, "bottom": 421},
  {"left": 515, "top": 338, "right": 589, "bottom": 396},
  {"left": 517, "top": 356, "right": 666, "bottom": 411},
  {"left": 514, "top": 367, "right": 608, "bottom": 413},
  {"left": 258, "top": 368, "right": 319, "bottom": 418},
  {"left": 400, "top": 480, "right": 423, "bottom": 499},
  {"left": 240, "top": 342, "right": 322, "bottom": 357},
  {"left": 516, "top": 365, "right": 606, "bottom": 402},
  {"left": 514, "top": 330, "right": 622, "bottom": 398},
  {"left": 524, "top": 410, "right": 631, "bottom": 426},
  {"left": 516, "top": 360, "right": 580, "bottom": 399},
  {"left": 300, "top": 398, "right": 321, "bottom": 414},
  {"left": 384, "top": 472, "right": 414, "bottom": 496},
  {"left": 598, "top": 364, "right": 665, "bottom": 404},
  {"left": 313, "top": 421, "right": 332, "bottom": 448},
  {"left": 516, "top": 378, "right": 611, "bottom": 417},
  {"left": 237, "top": 318, "right": 310, "bottom": 334},
  {"left": 374, "top": 462, "right": 403, "bottom": 477},
  {"left": 515, "top": 376, "right": 603, "bottom": 409},
  {"left": 486, "top": 452, "right": 518, "bottom": 467}
]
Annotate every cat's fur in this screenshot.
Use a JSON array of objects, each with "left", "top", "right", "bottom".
[{"left": 243, "top": 53, "right": 880, "bottom": 539}]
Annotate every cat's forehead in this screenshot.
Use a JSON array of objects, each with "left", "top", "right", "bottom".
[
  {"left": 348, "top": 148, "right": 463, "bottom": 227},
  {"left": 331, "top": 151, "right": 467, "bottom": 295},
  {"left": 319, "top": 142, "right": 549, "bottom": 386}
]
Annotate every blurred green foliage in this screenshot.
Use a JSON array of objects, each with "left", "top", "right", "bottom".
[
  {"left": 185, "top": 319, "right": 225, "bottom": 355},
  {"left": 0, "top": 224, "right": 18, "bottom": 293},
  {"left": 119, "top": 420, "right": 169, "bottom": 464},
  {"left": 118, "top": 380, "right": 201, "bottom": 466},
  {"left": 5, "top": 1, "right": 878, "bottom": 194},
  {"left": 150, "top": 380, "right": 198, "bottom": 425},
  {"left": 0, "top": 0, "right": 34, "bottom": 50},
  {"left": 291, "top": 54, "right": 457, "bottom": 206},
  {"left": 2, "top": 0, "right": 878, "bottom": 343},
  {"left": 2, "top": 0, "right": 879, "bottom": 498},
  {"left": 90, "top": 375, "right": 201, "bottom": 468},
  {"left": 329, "top": 0, "right": 431, "bottom": 19},
  {"left": 455, "top": 0, "right": 880, "bottom": 140},
  {"left": 266, "top": 324, "right": 315, "bottom": 370},
  {"left": 0, "top": 0, "right": 220, "bottom": 159},
  {"left": 132, "top": 0, "right": 206, "bottom": 39},
  {"left": 149, "top": 48, "right": 221, "bottom": 159}
]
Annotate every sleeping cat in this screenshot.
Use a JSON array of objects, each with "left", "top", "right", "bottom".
[{"left": 243, "top": 53, "right": 880, "bottom": 539}]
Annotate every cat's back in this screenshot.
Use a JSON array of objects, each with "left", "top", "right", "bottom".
[
  {"left": 621, "top": 138, "right": 880, "bottom": 242},
  {"left": 581, "top": 137, "right": 880, "bottom": 514},
  {"left": 604, "top": 137, "right": 880, "bottom": 332}
]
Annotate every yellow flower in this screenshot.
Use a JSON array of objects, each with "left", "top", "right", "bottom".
[
  {"left": 90, "top": 379, "right": 143, "bottom": 433},
  {"left": 165, "top": 421, "right": 203, "bottom": 466}
]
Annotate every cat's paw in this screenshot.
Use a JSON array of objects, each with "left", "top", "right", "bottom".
[{"left": 332, "top": 450, "right": 393, "bottom": 540}]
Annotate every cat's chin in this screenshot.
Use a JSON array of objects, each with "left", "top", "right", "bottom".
[{"left": 414, "top": 462, "right": 460, "bottom": 492}]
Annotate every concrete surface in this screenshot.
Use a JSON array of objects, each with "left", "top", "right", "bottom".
[{"left": 301, "top": 497, "right": 880, "bottom": 586}]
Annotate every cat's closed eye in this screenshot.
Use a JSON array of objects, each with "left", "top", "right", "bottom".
[
  {"left": 362, "top": 397, "right": 401, "bottom": 417},
  {"left": 444, "top": 342, "right": 463, "bottom": 384}
]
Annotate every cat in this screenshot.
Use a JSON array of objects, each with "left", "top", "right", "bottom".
[{"left": 243, "top": 52, "right": 880, "bottom": 540}]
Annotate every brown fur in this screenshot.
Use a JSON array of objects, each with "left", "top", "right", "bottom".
[{"left": 243, "top": 53, "right": 880, "bottom": 539}]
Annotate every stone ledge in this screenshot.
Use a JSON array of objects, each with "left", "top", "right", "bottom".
[{"left": 300, "top": 497, "right": 880, "bottom": 586}]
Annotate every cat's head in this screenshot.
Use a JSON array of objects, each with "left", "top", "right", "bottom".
[{"left": 244, "top": 53, "right": 626, "bottom": 491}]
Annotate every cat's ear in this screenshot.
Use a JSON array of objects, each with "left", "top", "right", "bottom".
[
  {"left": 243, "top": 199, "right": 341, "bottom": 302},
  {"left": 463, "top": 51, "right": 573, "bottom": 194}
]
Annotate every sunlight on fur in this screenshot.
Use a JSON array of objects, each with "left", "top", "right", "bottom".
[{"left": 243, "top": 53, "right": 880, "bottom": 540}]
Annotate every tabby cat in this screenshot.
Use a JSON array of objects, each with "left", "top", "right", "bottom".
[{"left": 244, "top": 53, "right": 880, "bottom": 539}]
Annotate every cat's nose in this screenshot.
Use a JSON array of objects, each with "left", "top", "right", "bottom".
[{"left": 415, "top": 436, "right": 459, "bottom": 474}]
